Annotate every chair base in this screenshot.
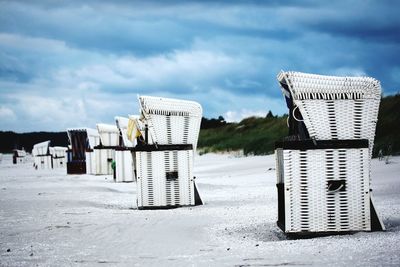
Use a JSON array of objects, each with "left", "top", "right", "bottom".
[
  {"left": 67, "top": 161, "right": 86, "bottom": 174},
  {"left": 370, "top": 196, "right": 386, "bottom": 231},
  {"left": 194, "top": 182, "right": 203, "bottom": 206},
  {"left": 277, "top": 182, "right": 385, "bottom": 236},
  {"left": 135, "top": 144, "right": 201, "bottom": 209},
  {"left": 275, "top": 139, "right": 385, "bottom": 236},
  {"left": 137, "top": 181, "right": 203, "bottom": 210}
]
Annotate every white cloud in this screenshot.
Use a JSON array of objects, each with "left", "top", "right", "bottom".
[
  {"left": 0, "top": 46, "right": 257, "bottom": 131},
  {"left": 391, "top": 67, "right": 400, "bottom": 84},
  {"left": 0, "top": 106, "right": 16, "bottom": 120},
  {"left": 6, "top": 90, "right": 140, "bottom": 131},
  {"left": 11, "top": 95, "right": 87, "bottom": 128},
  {"left": 0, "top": 33, "right": 68, "bottom": 53},
  {"left": 331, "top": 67, "right": 367, "bottom": 77},
  {"left": 224, "top": 109, "right": 269, "bottom": 122},
  {"left": 188, "top": 87, "right": 286, "bottom": 120},
  {"left": 54, "top": 49, "right": 243, "bottom": 93},
  {"left": 0, "top": 0, "right": 399, "bottom": 132}
]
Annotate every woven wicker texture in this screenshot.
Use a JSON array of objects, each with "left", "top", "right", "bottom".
[
  {"left": 32, "top": 141, "right": 50, "bottom": 156},
  {"left": 49, "top": 147, "right": 67, "bottom": 158},
  {"left": 277, "top": 71, "right": 381, "bottom": 157},
  {"left": 115, "top": 150, "right": 134, "bottom": 182},
  {"left": 14, "top": 150, "right": 26, "bottom": 157},
  {"left": 96, "top": 123, "right": 119, "bottom": 147},
  {"left": 94, "top": 148, "right": 115, "bottom": 175},
  {"left": 85, "top": 151, "right": 96, "bottom": 175},
  {"left": 136, "top": 150, "right": 194, "bottom": 208},
  {"left": 277, "top": 71, "right": 380, "bottom": 100},
  {"left": 33, "top": 155, "right": 52, "bottom": 169},
  {"left": 139, "top": 96, "right": 202, "bottom": 151},
  {"left": 280, "top": 148, "right": 370, "bottom": 233},
  {"left": 67, "top": 128, "right": 100, "bottom": 149},
  {"left": 52, "top": 157, "right": 66, "bottom": 168},
  {"left": 115, "top": 116, "right": 135, "bottom": 148}
]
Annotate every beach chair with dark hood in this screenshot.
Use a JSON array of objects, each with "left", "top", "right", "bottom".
[
  {"left": 66, "top": 128, "right": 99, "bottom": 174},
  {"left": 12, "top": 149, "right": 27, "bottom": 164},
  {"left": 275, "top": 71, "right": 385, "bottom": 236}
]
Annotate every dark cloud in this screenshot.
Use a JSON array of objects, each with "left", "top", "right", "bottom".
[
  {"left": 0, "top": 1, "right": 302, "bottom": 56},
  {"left": 311, "top": 22, "right": 400, "bottom": 43},
  {"left": 0, "top": 0, "right": 399, "bottom": 131}
]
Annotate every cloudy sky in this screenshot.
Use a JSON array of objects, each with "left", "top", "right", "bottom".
[{"left": 0, "top": 0, "right": 399, "bottom": 132}]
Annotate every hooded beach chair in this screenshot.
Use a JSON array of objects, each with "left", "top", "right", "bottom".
[
  {"left": 66, "top": 128, "right": 99, "bottom": 174},
  {"left": 275, "top": 71, "right": 385, "bottom": 236},
  {"left": 132, "top": 96, "right": 203, "bottom": 209},
  {"left": 114, "top": 116, "right": 136, "bottom": 182},
  {"left": 49, "top": 146, "right": 68, "bottom": 168},
  {"left": 32, "top": 141, "right": 52, "bottom": 169},
  {"left": 12, "top": 149, "right": 27, "bottom": 164},
  {"left": 32, "top": 141, "right": 68, "bottom": 169},
  {"left": 94, "top": 123, "right": 119, "bottom": 176}
]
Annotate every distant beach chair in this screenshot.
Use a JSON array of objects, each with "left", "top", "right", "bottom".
[
  {"left": 66, "top": 128, "right": 100, "bottom": 174},
  {"left": 49, "top": 146, "right": 68, "bottom": 168},
  {"left": 32, "top": 141, "right": 52, "bottom": 169},
  {"left": 275, "top": 71, "right": 385, "bottom": 236},
  {"left": 32, "top": 141, "right": 68, "bottom": 169},
  {"left": 114, "top": 116, "right": 136, "bottom": 182},
  {"left": 12, "top": 149, "right": 27, "bottom": 164},
  {"left": 133, "top": 95, "right": 203, "bottom": 209},
  {"left": 94, "top": 123, "right": 119, "bottom": 176}
]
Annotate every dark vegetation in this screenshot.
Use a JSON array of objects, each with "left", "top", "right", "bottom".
[
  {"left": 0, "top": 94, "right": 399, "bottom": 156},
  {"left": 198, "top": 94, "right": 400, "bottom": 156},
  {"left": 374, "top": 94, "right": 400, "bottom": 156},
  {"left": 201, "top": 116, "right": 227, "bottom": 129},
  {"left": 198, "top": 112, "right": 287, "bottom": 155},
  {"left": 0, "top": 131, "right": 68, "bottom": 153}
]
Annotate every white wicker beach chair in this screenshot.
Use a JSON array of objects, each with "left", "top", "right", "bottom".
[
  {"left": 94, "top": 123, "right": 119, "bottom": 175},
  {"left": 134, "top": 96, "right": 203, "bottom": 209},
  {"left": 32, "top": 141, "right": 52, "bottom": 169},
  {"left": 277, "top": 71, "right": 380, "bottom": 154},
  {"left": 114, "top": 116, "right": 135, "bottom": 182},
  {"left": 115, "top": 116, "right": 135, "bottom": 148},
  {"left": 139, "top": 96, "right": 202, "bottom": 152},
  {"left": 275, "top": 71, "right": 384, "bottom": 235},
  {"left": 49, "top": 146, "right": 68, "bottom": 168},
  {"left": 12, "top": 149, "right": 27, "bottom": 164}
]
